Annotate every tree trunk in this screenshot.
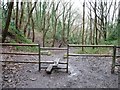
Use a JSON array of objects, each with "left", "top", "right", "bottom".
[
  {"left": 27, "top": 2, "right": 31, "bottom": 38},
  {"left": 23, "top": 1, "right": 37, "bottom": 36},
  {"left": 42, "top": 2, "right": 47, "bottom": 47},
  {"left": 52, "top": 18, "right": 57, "bottom": 47},
  {"left": 2, "top": 1, "right": 14, "bottom": 43},
  {"left": 42, "top": 15, "right": 46, "bottom": 47},
  {"left": 15, "top": 0, "right": 19, "bottom": 30},
  {"left": 31, "top": 16, "right": 35, "bottom": 42},
  {"left": 67, "top": 3, "right": 72, "bottom": 44},
  {"left": 118, "top": 1, "right": 120, "bottom": 46},
  {"left": 62, "top": 7, "right": 65, "bottom": 45},
  {"left": 82, "top": 0, "right": 85, "bottom": 51},
  {"left": 89, "top": 2, "right": 93, "bottom": 45},
  {"left": 94, "top": 1, "right": 98, "bottom": 45},
  {"left": 111, "top": 0, "right": 117, "bottom": 25},
  {"left": 19, "top": 2, "right": 24, "bottom": 29},
  {"left": 100, "top": 1, "right": 104, "bottom": 41}
]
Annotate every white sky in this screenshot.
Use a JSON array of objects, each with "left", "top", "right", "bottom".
[{"left": 3, "top": 0, "right": 119, "bottom": 10}]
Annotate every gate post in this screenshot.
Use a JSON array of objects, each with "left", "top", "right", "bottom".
[
  {"left": 39, "top": 44, "right": 41, "bottom": 71},
  {"left": 111, "top": 45, "right": 116, "bottom": 74},
  {"left": 66, "top": 44, "right": 69, "bottom": 73}
]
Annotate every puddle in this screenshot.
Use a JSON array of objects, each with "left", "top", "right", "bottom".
[{"left": 68, "top": 65, "right": 78, "bottom": 77}]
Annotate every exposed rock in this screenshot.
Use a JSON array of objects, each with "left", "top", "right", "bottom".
[
  {"left": 30, "top": 77, "right": 37, "bottom": 81},
  {"left": 8, "top": 79, "right": 12, "bottom": 83}
]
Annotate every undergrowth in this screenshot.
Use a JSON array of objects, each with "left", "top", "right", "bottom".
[{"left": 8, "top": 24, "right": 39, "bottom": 53}]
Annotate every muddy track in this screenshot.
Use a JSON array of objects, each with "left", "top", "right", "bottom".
[{"left": 1, "top": 47, "right": 119, "bottom": 88}]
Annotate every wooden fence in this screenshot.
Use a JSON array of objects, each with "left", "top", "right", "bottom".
[
  {"left": 68, "top": 44, "right": 120, "bottom": 73},
  {"left": 0, "top": 43, "right": 120, "bottom": 73},
  {"left": 0, "top": 43, "right": 41, "bottom": 71},
  {"left": 0, "top": 43, "right": 68, "bottom": 72}
]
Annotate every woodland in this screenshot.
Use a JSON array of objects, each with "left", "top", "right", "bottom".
[{"left": 1, "top": 0, "right": 120, "bottom": 47}]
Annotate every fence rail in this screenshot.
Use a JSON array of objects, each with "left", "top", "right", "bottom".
[
  {"left": 0, "top": 60, "right": 67, "bottom": 64},
  {"left": 1, "top": 43, "right": 39, "bottom": 46},
  {"left": 1, "top": 52, "right": 39, "bottom": 55},
  {"left": 68, "top": 44, "right": 114, "bottom": 47},
  {"left": 41, "top": 47, "right": 67, "bottom": 50},
  {"left": 116, "top": 46, "right": 120, "bottom": 48},
  {"left": 69, "top": 53, "right": 113, "bottom": 57}
]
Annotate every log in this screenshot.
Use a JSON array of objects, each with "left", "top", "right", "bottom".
[
  {"left": 46, "top": 64, "right": 54, "bottom": 74},
  {"left": 46, "top": 58, "right": 60, "bottom": 74}
]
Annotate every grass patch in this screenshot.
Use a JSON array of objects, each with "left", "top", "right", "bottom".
[
  {"left": 75, "top": 47, "right": 111, "bottom": 54},
  {"left": 15, "top": 46, "right": 39, "bottom": 53},
  {"left": 100, "top": 39, "right": 118, "bottom": 45}
]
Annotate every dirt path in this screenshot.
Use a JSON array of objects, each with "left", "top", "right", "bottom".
[{"left": 1, "top": 47, "right": 119, "bottom": 88}]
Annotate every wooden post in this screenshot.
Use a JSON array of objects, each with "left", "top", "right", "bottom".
[
  {"left": 111, "top": 46, "right": 116, "bottom": 74},
  {"left": 39, "top": 44, "right": 41, "bottom": 71},
  {"left": 66, "top": 44, "right": 69, "bottom": 73}
]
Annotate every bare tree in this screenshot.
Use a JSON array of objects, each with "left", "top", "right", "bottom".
[
  {"left": 89, "top": 2, "right": 93, "bottom": 45},
  {"left": 67, "top": 2, "right": 72, "bottom": 44},
  {"left": 118, "top": 1, "right": 120, "bottom": 46},
  {"left": 58, "top": 2, "right": 72, "bottom": 47},
  {"left": 15, "top": 0, "right": 19, "bottom": 30},
  {"left": 31, "top": 15, "right": 35, "bottom": 42},
  {"left": 94, "top": 0, "right": 98, "bottom": 45},
  {"left": 51, "top": 1, "right": 62, "bottom": 47},
  {"left": 24, "top": 0, "right": 37, "bottom": 36},
  {"left": 82, "top": 0, "right": 85, "bottom": 51},
  {"left": 19, "top": 1, "right": 24, "bottom": 29},
  {"left": 27, "top": 2, "right": 31, "bottom": 38},
  {"left": 42, "top": 1, "right": 47, "bottom": 47},
  {"left": 2, "top": 1, "right": 14, "bottom": 43}
]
